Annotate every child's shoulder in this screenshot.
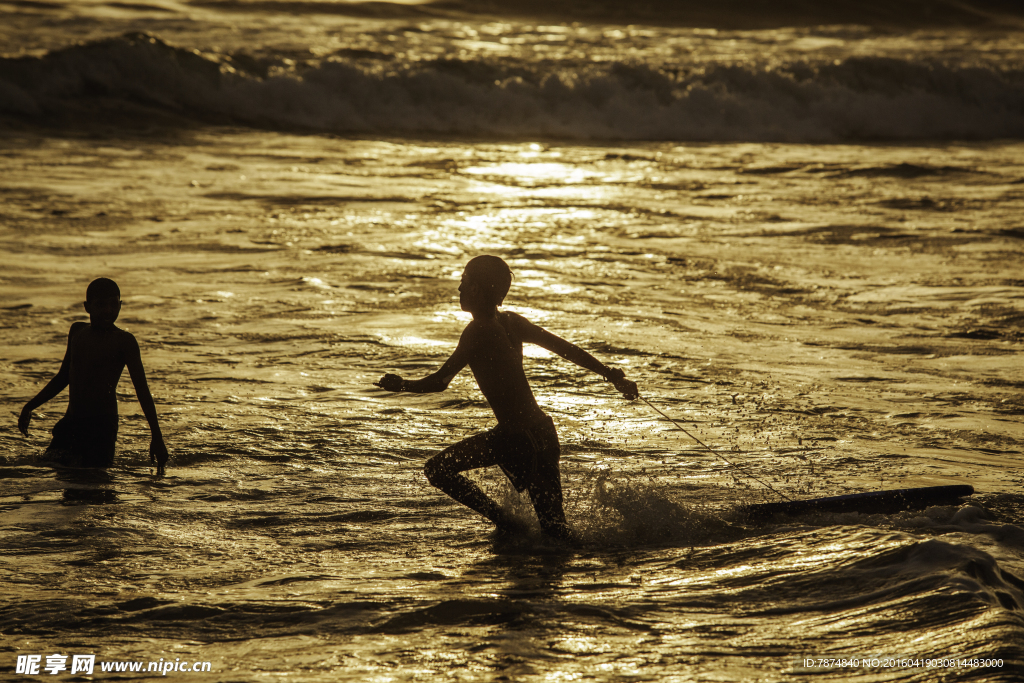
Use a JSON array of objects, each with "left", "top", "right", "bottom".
[
  {"left": 74, "top": 323, "right": 138, "bottom": 347},
  {"left": 463, "top": 312, "right": 519, "bottom": 339},
  {"left": 112, "top": 326, "right": 140, "bottom": 345},
  {"left": 108, "top": 327, "right": 141, "bottom": 360},
  {"left": 67, "top": 321, "right": 88, "bottom": 342},
  {"left": 500, "top": 310, "right": 535, "bottom": 331}
]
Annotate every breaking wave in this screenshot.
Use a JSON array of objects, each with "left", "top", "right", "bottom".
[{"left": 2, "top": 32, "right": 1024, "bottom": 141}]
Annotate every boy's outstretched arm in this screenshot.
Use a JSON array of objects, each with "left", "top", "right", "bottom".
[
  {"left": 125, "top": 335, "right": 168, "bottom": 475},
  {"left": 18, "top": 323, "right": 82, "bottom": 436},
  {"left": 376, "top": 327, "right": 475, "bottom": 394},
  {"left": 520, "top": 320, "right": 639, "bottom": 399}
]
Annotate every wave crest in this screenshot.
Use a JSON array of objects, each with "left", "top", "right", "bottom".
[{"left": 2, "top": 32, "right": 1023, "bottom": 141}]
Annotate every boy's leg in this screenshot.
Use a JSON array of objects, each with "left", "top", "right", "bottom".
[
  {"left": 40, "top": 416, "right": 75, "bottom": 466},
  {"left": 46, "top": 415, "right": 117, "bottom": 468},
  {"left": 76, "top": 415, "right": 118, "bottom": 468},
  {"left": 527, "top": 462, "right": 574, "bottom": 541},
  {"left": 424, "top": 432, "right": 511, "bottom": 527}
]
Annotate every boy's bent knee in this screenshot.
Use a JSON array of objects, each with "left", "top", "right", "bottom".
[{"left": 423, "top": 458, "right": 447, "bottom": 488}]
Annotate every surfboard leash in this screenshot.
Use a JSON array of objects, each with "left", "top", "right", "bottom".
[{"left": 639, "top": 396, "right": 792, "bottom": 502}]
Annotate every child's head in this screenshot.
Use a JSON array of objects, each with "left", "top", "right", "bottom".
[
  {"left": 461, "top": 255, "right": 512, "bottom": 310},
  {"left": 84, "top": 278, "right": 121, "bottom": 327},
  {"left": 86, "top": 277, "right": 120, "bottom": 303}
]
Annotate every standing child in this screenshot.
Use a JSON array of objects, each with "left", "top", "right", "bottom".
[
  {"left": 376, "top": 255, "right": 637, "bottom": 539},
  {"left": 18, "top": 278, "right": 170, "bottom": 474}
]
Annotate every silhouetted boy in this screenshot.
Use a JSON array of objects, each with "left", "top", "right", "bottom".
[
  {"left": 18, "top": 278, "right": 169, "bottom": 474},
  {"left": 376, "top": 255, "right": 637, "bottom": 539}
]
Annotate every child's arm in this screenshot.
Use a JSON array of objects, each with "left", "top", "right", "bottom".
[
  {"left": 518, "top": 317, "right": 639, "bottom": 399},
  {"left": 376, "top": 326, "right": 476, "bottom": 393},
  {"left": 18, "top": 323, "right": 82, "bottom": 436},
  {"left": 125, "top": 334, "right": 169, "bottom": 475}
]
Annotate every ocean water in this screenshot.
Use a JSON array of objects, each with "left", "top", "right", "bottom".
[{"left": 1, "top": 1, "right": 1023, "bottom": 680}]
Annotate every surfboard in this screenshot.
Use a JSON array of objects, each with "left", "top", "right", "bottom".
[{"left": 740, "top": 484, "right": 974, "bottom": 522}]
